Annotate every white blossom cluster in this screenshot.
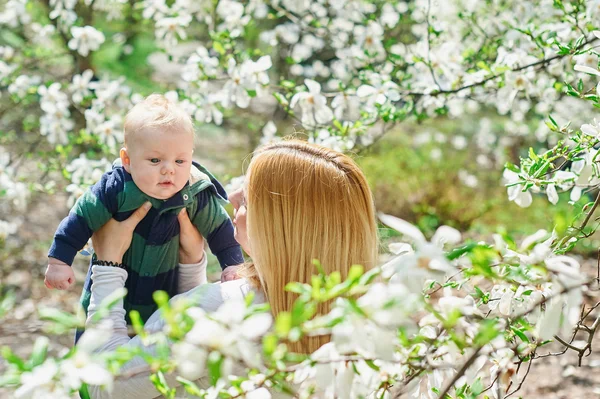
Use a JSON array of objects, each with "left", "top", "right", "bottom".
[
  {"left": 3, "top": 214, "right": 590, "bottom": 398},
  {"left": 2, "top": 0, "right": 600, "bottom": 209},
  {"left": 65, "top": 154, "right": 112, "bottom": 207}
]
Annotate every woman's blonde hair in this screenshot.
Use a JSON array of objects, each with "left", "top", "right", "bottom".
[{"left": 238, "top": 140, "right": 378, "bottom": 354}]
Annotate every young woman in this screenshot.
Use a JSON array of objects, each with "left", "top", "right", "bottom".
[{"left": 86, "top": 140, "right": 379, "bottom": 398}]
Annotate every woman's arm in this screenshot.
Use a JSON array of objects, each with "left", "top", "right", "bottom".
[
  {"left": 85, "top": 204, "right": 210, "bottom": 398},
  {"left": 177, "top": 208, "right": 207, "bottom": 294}
]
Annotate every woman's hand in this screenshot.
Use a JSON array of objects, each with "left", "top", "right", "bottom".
[
  {"left": 91, "top": 202, "right": 152, "bottom": 263},
  {"left": 177, "top": 208, "right": 205, "bottom": 264}
]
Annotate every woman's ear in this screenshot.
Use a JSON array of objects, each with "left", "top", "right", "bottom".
[{"left": 120, "top": 147, "right": 131, "bottom": 173}]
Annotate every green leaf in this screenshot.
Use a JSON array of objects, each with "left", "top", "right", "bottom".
[
  {"left": 0, "top": 373, "right": 20, "bottom": 387},
  {"left": 474, "top": 319, "right": 500, "bottom": 345},
  {"left": 129, "top": 310, "right": 145, "bottom": 337},
  {"left": 27, "top": 337, "right": 48, "bottom": 369},
  {"left": 347, "top": 264, "right": 364, "bottom": 282},
  {"left": 511, "top": 326, "right": 530, "bottom": 343},
  {"left": 0, "top": 290, "right": 15, "bottom": 319},
  {"left": 285, "top": 282, "right": 310, "bottom": 295},
  {"left": 275, "top": 311, "right": 292, "bottom": 336},
  {"left": 1, "top": 347, "right": 26, "bottom": 371},
  {"left": 262, "top": 333, "right": 278, "bottom": 356},
  {"left": 79, "top": 384, "right": 91, "bottom": 399},
  {"left": 207, "top": 351, "right": 223, "bottom": 385},
  {"left": 38, "top": 307, "right": 83, "bottom": 329},
  {"left": 447, "top": 242, "right": 482, "bottom": 260},
  {"left": 176, "top": 377, "right": 204, "bottom": 396},
  {"left": 150, "top": 371, "right": 176, "bottom": 399},
  {"left": 280, "top": 80, "right": 296, "bottom": 89},
  {"left": 153, "top": 290, "right": 169, "bottom": 308},
  {"left": 212, "top": 41, "right": 225, "bottom": 55}
]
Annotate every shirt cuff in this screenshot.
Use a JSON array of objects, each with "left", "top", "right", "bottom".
[
  {"left": 178, "top": 251, "right": 208, "bottom": 294},
  {"left": 86, "top": 265, "right": 129, "bottom": 336}
]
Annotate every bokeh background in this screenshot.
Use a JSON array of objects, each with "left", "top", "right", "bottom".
[{"left": 2, "top": 0, "right": 600, "bottom": 397}]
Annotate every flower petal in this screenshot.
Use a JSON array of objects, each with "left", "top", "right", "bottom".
[
  {"left": 379, "top": 213, "right": 426, "bottom": 243},
  {"left": 574, "top": 64, "right": 600, "bottom": 77}
]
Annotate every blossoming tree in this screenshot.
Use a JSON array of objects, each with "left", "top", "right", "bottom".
[{"left": 3, "top": 0, "right": 600, "bottom": 397}]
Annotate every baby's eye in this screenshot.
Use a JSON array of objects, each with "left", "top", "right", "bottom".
[
  {"left": 175, "top": 160, "right": 185, "bottom": 164},
  {"left": 150, "top": 158, "right": 160, "bottom": 164}
]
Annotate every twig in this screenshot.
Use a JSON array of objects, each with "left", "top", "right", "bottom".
[
  {"left": 504, "top": 351, "right": 535, "bottom": 398},
  {"left": 437, "top": 347, "right": 482, "bottom": 399}
]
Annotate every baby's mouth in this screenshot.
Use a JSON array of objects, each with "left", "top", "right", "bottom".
[{"left": 158, "top": 181, "right": 173, "bottom": 187}]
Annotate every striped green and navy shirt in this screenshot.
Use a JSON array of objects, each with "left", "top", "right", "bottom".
[{"left": 49, "top": 161, "right": 243, "bottom": 332}]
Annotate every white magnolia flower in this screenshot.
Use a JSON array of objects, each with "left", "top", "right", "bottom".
[
  {"left": 89, "top": 76, "right": 130, "bottom": 104},
  {"left": 356, "top": 74, "right": 401, "bottom": 111},
  {"left": 380, "top": 3, "right": 400, "bottom": 28},
  {"left": 38, "top": 82, "right": 69, "bottom": 114},
  {"left": 490, "top": 348, "right": 517, "bottom": 399},
  {"left": 67, "top": 154, "right": 111, "bottom": 186},
  {"left": 66, "top": 183, "right": 85, "bottom": 208},
  {"left": 536, "top": 256, "right": 585, "bottom": 339},
  {"left": 173, "top": 341, "right": 208, "bottom": 381},
  {"left": 221, "top": 59, "right": 253, "bottom": 109},
  {"left": 37, "top": 84, "right": 73, "bottom": 145},
  {"left": 503, "top": 169, "right": 532, "bottom": 208},
  {"left": 155, "top": 14, "right": 192, "bottom": 47},
  {"left": 308, "top": 129, "right": 354, "bottom": 152},
  {"left": 93, "top": 115, "right": 123, "bottom": 149},
  {"left": 574, "top": 64, "right": 600, "bottom": 77},
  {"left": 331, "top": 93, "right": 360, "bottom": 121},
  {"left": 61, "top": 326, "right": 114, "bottom": 391},
  {"left": 246, "top": 56, "right": 272, "bottom": 87},
  {"left": 194, "top": 93, "right": 224, "bottom": 125},
  {"left": 581, "top": 118, "right": 600, "bottom": 139},
  {"left": 0, "top": 61, "right": 17, "bottom": 81},
  {"left": 379, "top": 213, "right": 460, "bottom": 292},
  {"left": 182, "top": 46, "right": 220, "bottom": 81},
  {"left": 0, "top": 0, "right": 31, "bottom": 28},
  {"left": 0, "top": 219, "right": 18, "bottom": 240},
  {"left": 546, "top": 183, "right": 559, "bottom": 205},
  {"left": 260, "top": 121, "right": 278, "bottom": 145},
  {"left": 70, "top": 69, "right": 94, "bottom": 103},
  {"left": 140, "top": 0, "right": 168, "bottom": 20},
  {"left": 290, "top": 79, "right": 334, "bottom": 129},
  {"left": 570, "top": 149, "right": 600, "bottom": 201},
  {"left": 68, "top": 26, "right": 105, "bottom": 56},
  {"left": 216, "top": 0, "right": 251, "bottom": 37},
  {"left": 14, "top": 358, "right": 60, "bottom": 398},
  {"left": 8, "top": 75, "right": 41, "bottom": 98}
]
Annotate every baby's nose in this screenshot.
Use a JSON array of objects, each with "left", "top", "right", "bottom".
[{"left": 161, "top": 163, "right": 175, "bottom": 174}]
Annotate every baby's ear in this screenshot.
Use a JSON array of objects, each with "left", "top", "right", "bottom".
[{"left": 120, "top": 147, "right": 131, "bottom": 173}]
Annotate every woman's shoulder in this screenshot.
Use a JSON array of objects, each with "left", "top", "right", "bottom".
[{"left": 177, "top": 279, "right": 265, "bottom": 313}]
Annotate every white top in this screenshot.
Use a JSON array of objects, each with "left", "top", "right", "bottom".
[{"left": 86, "top": 256, "right": 266, "bottom": 399}]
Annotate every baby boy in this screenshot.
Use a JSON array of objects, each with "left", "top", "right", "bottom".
[{"left": 46, "top": 94, "right": 243, "bottom": 335}]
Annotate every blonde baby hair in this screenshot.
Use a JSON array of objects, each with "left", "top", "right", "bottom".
[{"left": 123, "top": 94, "right": 194, "bottom": 145}]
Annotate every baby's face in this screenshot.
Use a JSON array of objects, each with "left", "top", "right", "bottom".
[{"left": 122, "top": 128, "right": 194, "bottom": 200}]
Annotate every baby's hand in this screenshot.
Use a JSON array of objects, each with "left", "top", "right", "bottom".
[
  {"left": 45, "top": 258, "right": 75, "bottom": 290},
  {"left": 221, "top": 265, "right": 241, "bottom": 282}
]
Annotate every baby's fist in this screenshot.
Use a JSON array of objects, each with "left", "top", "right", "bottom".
[
  {"left": 45, "top": 258, "right": 75, "bottom": 290},
  {"left": 221, "top": 265, "right": 241, "bottom": 282}
]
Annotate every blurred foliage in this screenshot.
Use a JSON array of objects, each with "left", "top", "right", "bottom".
[{"left": 358, "top": 117, "right": 584, "bottom": 244}]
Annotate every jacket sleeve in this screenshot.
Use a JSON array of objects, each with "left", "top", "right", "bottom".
[
  {"left": 191, "top": 190, "right": 244, "bottom": 269},
  {"left": 48, "top": 169, "right": 124, "bottom": 265}
]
